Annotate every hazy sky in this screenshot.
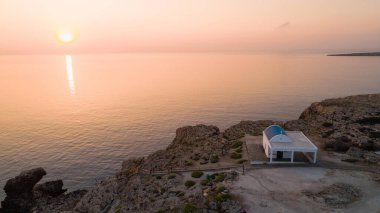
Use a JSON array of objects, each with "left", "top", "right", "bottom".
[{"left": 1, "top": 0, "right": 380, "bottom": 53}]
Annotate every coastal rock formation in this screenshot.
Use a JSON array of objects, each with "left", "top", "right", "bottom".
[
  {"left": 2, "top": 94, "right": 380, "bottom": 212},
  {"left": 32, "top": 189, "right": 88, "bottom": 213},
  {"left": 121, "top": 157, "right": 145, "bottom": 175},
  {"left": 74, "top": 171, "right": 240, "bottom": 213},
  {"left": 143, "top": 124, "right": 227, "bottom": 171},
  {"left": 171, "top": 124, "right": 220, "bottom": 146},
  {"left": 1, "top": 168, "right": 47, "bottom": 213},
  {"left": 73, "top": 125, "right": 241, "bottom": 213},
  {"left": 0, "top": 168, "right": 86, "bottom": 213},
  {"left": 4, "top": 167, "right": 46, "bottom": 197},
  {"left": 34, "top": 180, "right": 67, "bottom": 197},
  {"left": 223, "top": 120, "right": 281, "bottom": 140},
  {"left": 286, "top": 94, "right": 380, "bottom": 163}
]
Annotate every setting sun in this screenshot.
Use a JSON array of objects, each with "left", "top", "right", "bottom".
[{"left": 58, "top": 32, "right": 74, "bottom": 43}]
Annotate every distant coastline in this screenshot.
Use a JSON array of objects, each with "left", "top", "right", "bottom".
[{"left": 328, "top": 52, "right": 380, "bottom": 56}]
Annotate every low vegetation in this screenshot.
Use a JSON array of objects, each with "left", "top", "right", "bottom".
[
  {"left": 207, "top": 186, "right": 232, "bottom": 210},
  {"left": 211, "top": 172, "right": 226, "bottom": 182},
  {"left": 230, "top": 152, "right": 242, "bottom": 159},
  {"left": 184, "top": 160, "right": 193, "bottom": 166},
  {"left": 167, "top": 174, "right": 176, "bottom": 179},
  {"left": 185, "top": 180, "right": 196, "bottom": 188},
  {"left": 210, "top": 154, "right": 219, "bottom": 163},
  {"left": 231, "top": 141, "right": 243, "bottom": 149},
  {"left": 200, "top": 179, "right": 210, "bottom": 186},
  {"left": 191, "top": 171, "right": 204, "bottom": 178},
  {"left": 182, "top": 202, "right": 198, "bottom": 213}
]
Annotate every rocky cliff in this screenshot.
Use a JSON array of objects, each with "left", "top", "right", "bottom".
[{"left": 1, "top": 94, "right": 379, "bottom": 212}]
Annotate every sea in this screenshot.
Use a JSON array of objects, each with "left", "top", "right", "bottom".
[{"left": 1, "top": 53, "right": 380, "bottom": 199}]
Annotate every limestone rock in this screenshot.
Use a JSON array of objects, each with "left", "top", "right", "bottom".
[
  {"left": 223, "top": 120, "right": 280, "bottom": 140},
  {"left": 4, "top": 167, "right": 46, "bottom": 197},
  {"left": 32, "top": 189, "right": 88, "bottom": 213},
  {"left": 287, "top": 94, "right": 380, "bottom": 160},
  {"left": 171, "top": 124, "right": 220, "bottom": 146},
  {"left": 1, "top": 167, "right": 46, "bottom": 213},
  {"left": 34, "top": 180, "right": 67, "bottom": 197}
]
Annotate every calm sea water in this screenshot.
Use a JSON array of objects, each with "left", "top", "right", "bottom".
[{"left": 1, "top": 53, "right": 380, "bottom": 198}]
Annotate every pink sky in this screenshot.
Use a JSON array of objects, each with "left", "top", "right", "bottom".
[{"left": 1, "top": 0, "right": 380, "bottom": 54}]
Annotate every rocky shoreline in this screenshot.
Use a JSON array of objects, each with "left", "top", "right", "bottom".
[
  {"left": 327, "top": 52, "right": 380, "bottom": 56},
  {"left": 1, "top": 94, "right": 379, "bottom": 212}
]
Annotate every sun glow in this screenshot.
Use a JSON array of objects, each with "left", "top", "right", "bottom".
[
  {"left": 65, "top": 54, "right": 75, "bottom": 95},
  {"left": 58, "top": 32, "right": 74, "bottom": 43}
]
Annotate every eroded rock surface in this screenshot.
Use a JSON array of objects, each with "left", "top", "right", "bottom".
[
  {"left": 1, "top": 168, "right": 46, "bottom": 213},
  {"left": 34, "top": 180, "right": 67, "bottom": 197},
  {"left": 303, "top": 183, "right": 362, "bottom": 208},
  {"left": 2, "top": 94, "right": 380, "bottom": 212},
  {"left": 143, "top": 124, "right": 228, "bottom": 171},
  {"left": 286, "top": 94, "right": 380, "bottom": 163},
  {"left": 4, "top": 167, "right": 46, "bottom": 197},
  {"left": 223, "top": 120, "right": 281, "bottom": 140},
  {"left": 0, "top": 168, "right": 85, "bottom": 213}
]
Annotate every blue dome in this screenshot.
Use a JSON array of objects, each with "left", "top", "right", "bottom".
[{"left": 264, "top": 125, "right": 286, "bottom": 141}]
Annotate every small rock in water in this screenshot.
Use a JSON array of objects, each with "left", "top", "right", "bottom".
[
  {"left": 35, "top": 180, "right": 67, "bottom": 197},
  {"left": 4, "top": 167, "right": 46, "bottom": 197}
]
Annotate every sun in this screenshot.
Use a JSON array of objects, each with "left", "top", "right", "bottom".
[{"left": 58, "top": 32, "right": 74, "bottom": 43}]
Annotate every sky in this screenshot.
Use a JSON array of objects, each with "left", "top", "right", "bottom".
[{"left": 1, "top": 0, "right": 380, "bottom": 54}]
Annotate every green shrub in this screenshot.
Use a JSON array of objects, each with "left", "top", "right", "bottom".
[
  {"left": 191, "top": 171, "right": 204, "bottom": 178},
  {"left": 115, "top": 204, "right": 122, "bottom": 213},
  {"left": 201, "top": 179, "right": 210, "bottom": 186},
  {"left": 185, "top": 180, "right": 196, "bottom": 188},
  {"left": 191, "top": 153, "right": 201, "bottom": 161},
  {"left": 230, "top": 152, "right": 242, "bottom": 159},
  {"left": 231, "top": 141, "right": 243, "bottom": 149},
  {"left": 208, "top": 188, "right": 231, "bottom": 210},
  {"left": 214, "top": 193, "right": 231, "bottom": 203},
  {"left": 216, "top": 186, "right": 226, "bottom": 193},
  {"left": 184, "top": 160, "right": 193, "bottom": 166},
  {"left": 237, "top": 159, "right": 247, "bottom": 164},
  {"left": 155, "top": 175, "right": 162, "bottom": 180},
  {"left": 235, "top": 148, "right": 242, "bottom": 153},
  {"left": 167, "top": 174, "right": 176, "bottom": 179},
  {"left": 182, "top": 202, "right": 197, "bottom": 213},
  {"left": 210, "top": 154, "right": 219, "bottom": 163},
  {"left": 211, "top": 172, "right": 226, "bottom": 182}
]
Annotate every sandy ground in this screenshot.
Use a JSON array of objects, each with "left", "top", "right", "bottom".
[{"left": 231, "top": 167, "right": 380, "bottom": 213}]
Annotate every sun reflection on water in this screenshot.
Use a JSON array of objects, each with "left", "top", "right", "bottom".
[{"left": 65, "top": 54, "right": 75, "bottom": 95}]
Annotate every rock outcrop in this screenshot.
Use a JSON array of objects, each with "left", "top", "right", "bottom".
[
  {"left": 288, "top": 94, "right": 380, "bottom": 163},
  {"left": 74, "top": 171, "right": 240, "bottom": 213},
  {"left": 4, "top": 167, "right": 46, "bottom": 197},
  {"left": 0, "top": 168, "right": 86, "bottom": 213},
  {"left": 2, "top": 94, "right": 380, "bottom": 212},
  {"left": 143, "top": 124, "right": 227, "bottom": 171},
  {"left": 223, "top": 120, "right": 281, "bottom": 140},
  {"left": 32, "top": 189, "right": 88, "bottom": 213},
  {"left": 34, "top": 180, "right": 67, "bottom": 197},
  {"left": 73, "top": 124, "right": 241, "bottom": 213},
  {"left": 171, "top": 124, "right": 220, "bottom": 146},
  {"left": 1, "top": 168, "right": 46, "bottom": 213}
]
